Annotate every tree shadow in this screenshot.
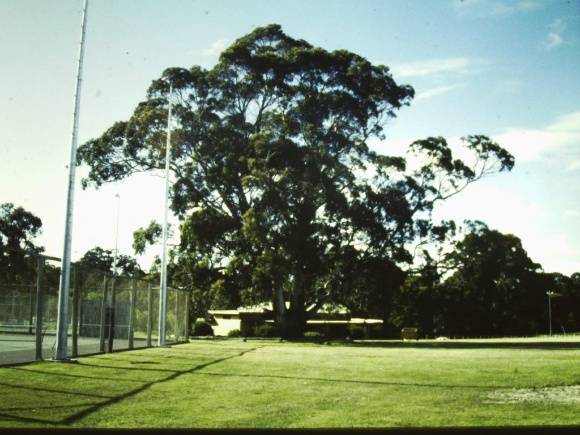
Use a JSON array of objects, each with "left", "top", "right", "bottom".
[
  {"left": 76, "top": 361, "right": 178, "bottom": 373},
  {"left": 196, "top": 370, "right": 513, "bottom": 390},
  {"left": 0, "top": 381, "right": 112, "bottom": 399},
  {"left": 7, "top": 366, "right": 146, "bottom": 384},
  {"left": 62, "top": 347, "right": 260, "bottom": 425},
  {"left": 0, "top": 346, "right": 260, "bottom": 427},
  {"left": 344, "top": 340, "right": 580, "bottom": 351},
  {"left": 89, "top": 351, "right": 238, "bottom": 365}
]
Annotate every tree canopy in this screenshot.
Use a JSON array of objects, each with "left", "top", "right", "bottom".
[
  {"left": 77, "top": 247, "right": 144, "bottom": 277},
  {"left": 388, "top": 222, "right": 580, "bottom": 337},
  {"left": 0, "top": 203, "right": 43, "bottom": 283},
  {"left": 78, "top": 24, "right": 514, "bottom": 336}
]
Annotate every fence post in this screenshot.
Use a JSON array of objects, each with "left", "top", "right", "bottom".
[
  {"left": 128, "top": 278, "right": 136, "bottom": 349},
  {"left": 35, "top": 256, "right": 45, "bottom": 360},
  {"left": 10, "top": 290, "right": 16, "bottom": 322},
  {"left": 174, "top": 288, "right": 180, "bottom": 342},
  {"left": 184, "top": 290, "right": 191, "bottom": 341},
  {"left": 99, "top": 275, "right": 109, "bottom": 353},
  {"left": 146, "top": 281, "right": 152, "bottom": 347},
  {"left": 28, "top": 279, "right": 35, "bottom": 335},
  {"left": 71, "top": 264, "right": 79, "bottom": 357},
  {"left": 107, "top": 276, "right": 117, "bottom": 353}
]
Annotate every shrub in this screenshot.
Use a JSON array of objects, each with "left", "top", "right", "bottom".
[
  {"left": 252, "top": 323, "right": 279, "bottom": 337},
  {"left": 304, "top": 331, "right": 324, "bottom": 340},
  {"left": 368, "top": 324, "right": 385, "bottom": 339},
  {"left": 227, "top": 329, "right": 241, "bottom": 337},
  {"left": 348, "top": 324, "right": 365, "bottom": 339},
  {"left": 192, "top": 320, "right": 214, "bottom": 336},
  {"left": 324, "top": 325, "right": 348, "bottom": 339}
]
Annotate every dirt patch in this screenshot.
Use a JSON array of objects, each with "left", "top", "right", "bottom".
[{"left": 485, "top": 385, "right": 580, "bottom": 404}]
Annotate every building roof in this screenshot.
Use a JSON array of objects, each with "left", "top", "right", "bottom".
[{"left": 208, "top": 310, "right": 240, "bottom": 316}]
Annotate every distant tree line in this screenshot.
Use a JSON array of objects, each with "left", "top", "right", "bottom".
[{"left": 385, "top": 221, "right": 580, "bottom": 337}]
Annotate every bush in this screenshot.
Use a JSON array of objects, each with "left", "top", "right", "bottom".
[
  {"left": 348, "top": 324, "right": 365, "bottom": 339},
  {"left": 192, "top": 320, "right": 214, "bottom": 336},
  {"left": 324, "top": 325, "right": 349, "bottom": 339},
  {"left": 304, "top": 331, "right": 324, "bottom": 340},
  {"left": 227, "top": 329, "right": 241, "bottom": 337},
  {"left": 368, "top": 324, "right": 385, "bottom": 339},
  {"left": 252, "top": 323, "right": 279, "bottom": 337}
]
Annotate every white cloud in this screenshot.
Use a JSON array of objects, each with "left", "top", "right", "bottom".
[
  {"left": 496, "top": 79, "right": 524, "bottom": 94},
  {"left": 564, "top": 210, "right": 580, "bottom": 218},
  {"left": 542, "top": 18, "right": 566, "bottom": 51},
  {"left": 390, "top": 57, "right": 475, "bottom": 78},
  {"left": 493, "top": 111, "right": 580, "bottom": 161},
  {"left": 433, "top": 183, "right": 580, "bottom": 275},
  {"left": 374, "top": 111, "right": 580, "bottom": 165},
  {"left": 565, "top": 160, "right": 580, "bottom": 172},
  {"left": 549, "top": 18, "right": 566, "bottom": 34},
  {"left": 415, "top": 84, "right": 464, "bottom": 101},
  {"left": 455, "top": 0, "right": 540, "bottom": 17},
  {"left": 543, "top": 32, "right": 563, "bottom": 50},
  {"left": 202, "top": 38, "right": 229, "bottom": 56},
  {"left": 370, "top": 113, "right": 580, "bottom": 275}
]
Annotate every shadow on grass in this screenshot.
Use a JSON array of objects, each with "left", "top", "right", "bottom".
[
  {"left": 0, "top": 346, "right": 260, "bottom": 427},
  {"left": 0, "top": 381, "right": 112, "bottom": 399},
  {"left": 316, "top": 340, "right": 580, "bottom": 351},
  {"left": 7, "top": 367, "right": 146, "bottom": 384},
  {"left": 197, "top": 370, "right": 512, "bottom": 390}
]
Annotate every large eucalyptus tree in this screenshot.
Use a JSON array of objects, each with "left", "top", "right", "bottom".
[{"left": 78, "top": 25, "right": 514, "bottom": 337}]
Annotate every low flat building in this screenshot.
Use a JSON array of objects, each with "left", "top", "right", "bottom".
[{"left": 208, "top": 303, "right": 382, "bottom": 337}]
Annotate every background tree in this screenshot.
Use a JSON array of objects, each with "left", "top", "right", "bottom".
[
  {"left": 77, "top": 246, "right": 144, "bottom": 277},
  {"left": 78, "top": 25, "right": 514, "bottom": 337},
  {"left": 389, "top": 262, "right": 442, "bottom": 337},
  {"left": 432, "top": 222, "right": 544, "bottom": 337},
  {"left": 540, "top": 271, "right": 580, "bottom": 334},
  {"left": 0, "top": 203, "right": 44, "bottom": 283}
]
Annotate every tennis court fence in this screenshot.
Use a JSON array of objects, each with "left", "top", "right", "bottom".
[{"left": 0, "top": 250, "right": 190, "bottom": 366}]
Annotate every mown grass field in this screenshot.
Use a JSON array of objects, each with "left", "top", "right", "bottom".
[{"left": 0, "top": 336, "right": 579, "bottom": 429}]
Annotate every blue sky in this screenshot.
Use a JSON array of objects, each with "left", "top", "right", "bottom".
[{"left": 0, "top": 0, "right": 579, "bottom": 274}]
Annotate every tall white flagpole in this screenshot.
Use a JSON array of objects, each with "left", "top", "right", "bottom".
[
  {"left": 55, "top": 0, "right": 89, "bottom": 361},
  {"left": 158, "top": 83, "right": 173, "bottom": 346}
]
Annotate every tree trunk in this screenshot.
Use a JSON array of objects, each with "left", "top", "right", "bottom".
[
  {"left": 272, "top": 283, "right": 287, "bottom": 334},
  {"left": 282, "top": 309, "right": 307, "bottom": 338},
  {"left": 282, "top": 263, "right": 307, "bottom": 338}
]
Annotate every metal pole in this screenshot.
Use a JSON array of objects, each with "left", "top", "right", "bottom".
[
  {"left": 158, "top": 83, "right": 173, "bottom": 347},
  {"left": 35, "top": 256, "right": 45, "bottom": 360},
  {"left": 548, "top": 293, "right": 552, "bottom": 336},
  {"left": 55, "top": 0, "right": 89, "bottom": 360},
  {"left": 185, "top": 291, "right": 191, "bottom": 341},
  {"left": 175, "top": 289, "right": 179, "bottom": 342},
  {"left": 128, "top": 278, "right": 136, "bottom": 349},
  {"left": 146, "top": 281, "right": 152, "bottom": 347},
  {"left": 99, "top": 275, "right": 108, "bottom": 353},
  {"left": 106, "top": 194, "right": 121, "bottom": 352},
  {"left": 113, "top": 193, "right": 120, "bottom": 275},
  {"left": 107, "top": 276, "right": 117, "bottom": 353},
  {"left": 28, "top": 278, "right": 34, "bottom": 335},
  {"left": 71, "top": 264, "right": 79, "bottom": 357}
]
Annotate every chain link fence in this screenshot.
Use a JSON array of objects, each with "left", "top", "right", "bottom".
[{"left": 0, "top": 250, "right": 190, "bottom": 365}]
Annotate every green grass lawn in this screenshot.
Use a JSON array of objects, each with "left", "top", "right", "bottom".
[{"left": 0, "top": 336, "right": 579, "bottom": 429}]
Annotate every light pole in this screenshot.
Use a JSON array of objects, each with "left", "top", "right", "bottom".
[
  {"left": 112, "top": 193, "right": 121, "bottom": 276},
  {"left": 158, "top": 83, "right": 173, "bottom": 347},
  {"left": 55, "top": 0, "right": 89, "bottom": 361},
  {"left": 107, "top": 193, "right": 121, "bottom": 353}
]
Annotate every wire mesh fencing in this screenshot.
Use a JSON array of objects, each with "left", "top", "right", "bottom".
[{"left": 0, "top": 250, "right": 190, "bottom": 366}]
